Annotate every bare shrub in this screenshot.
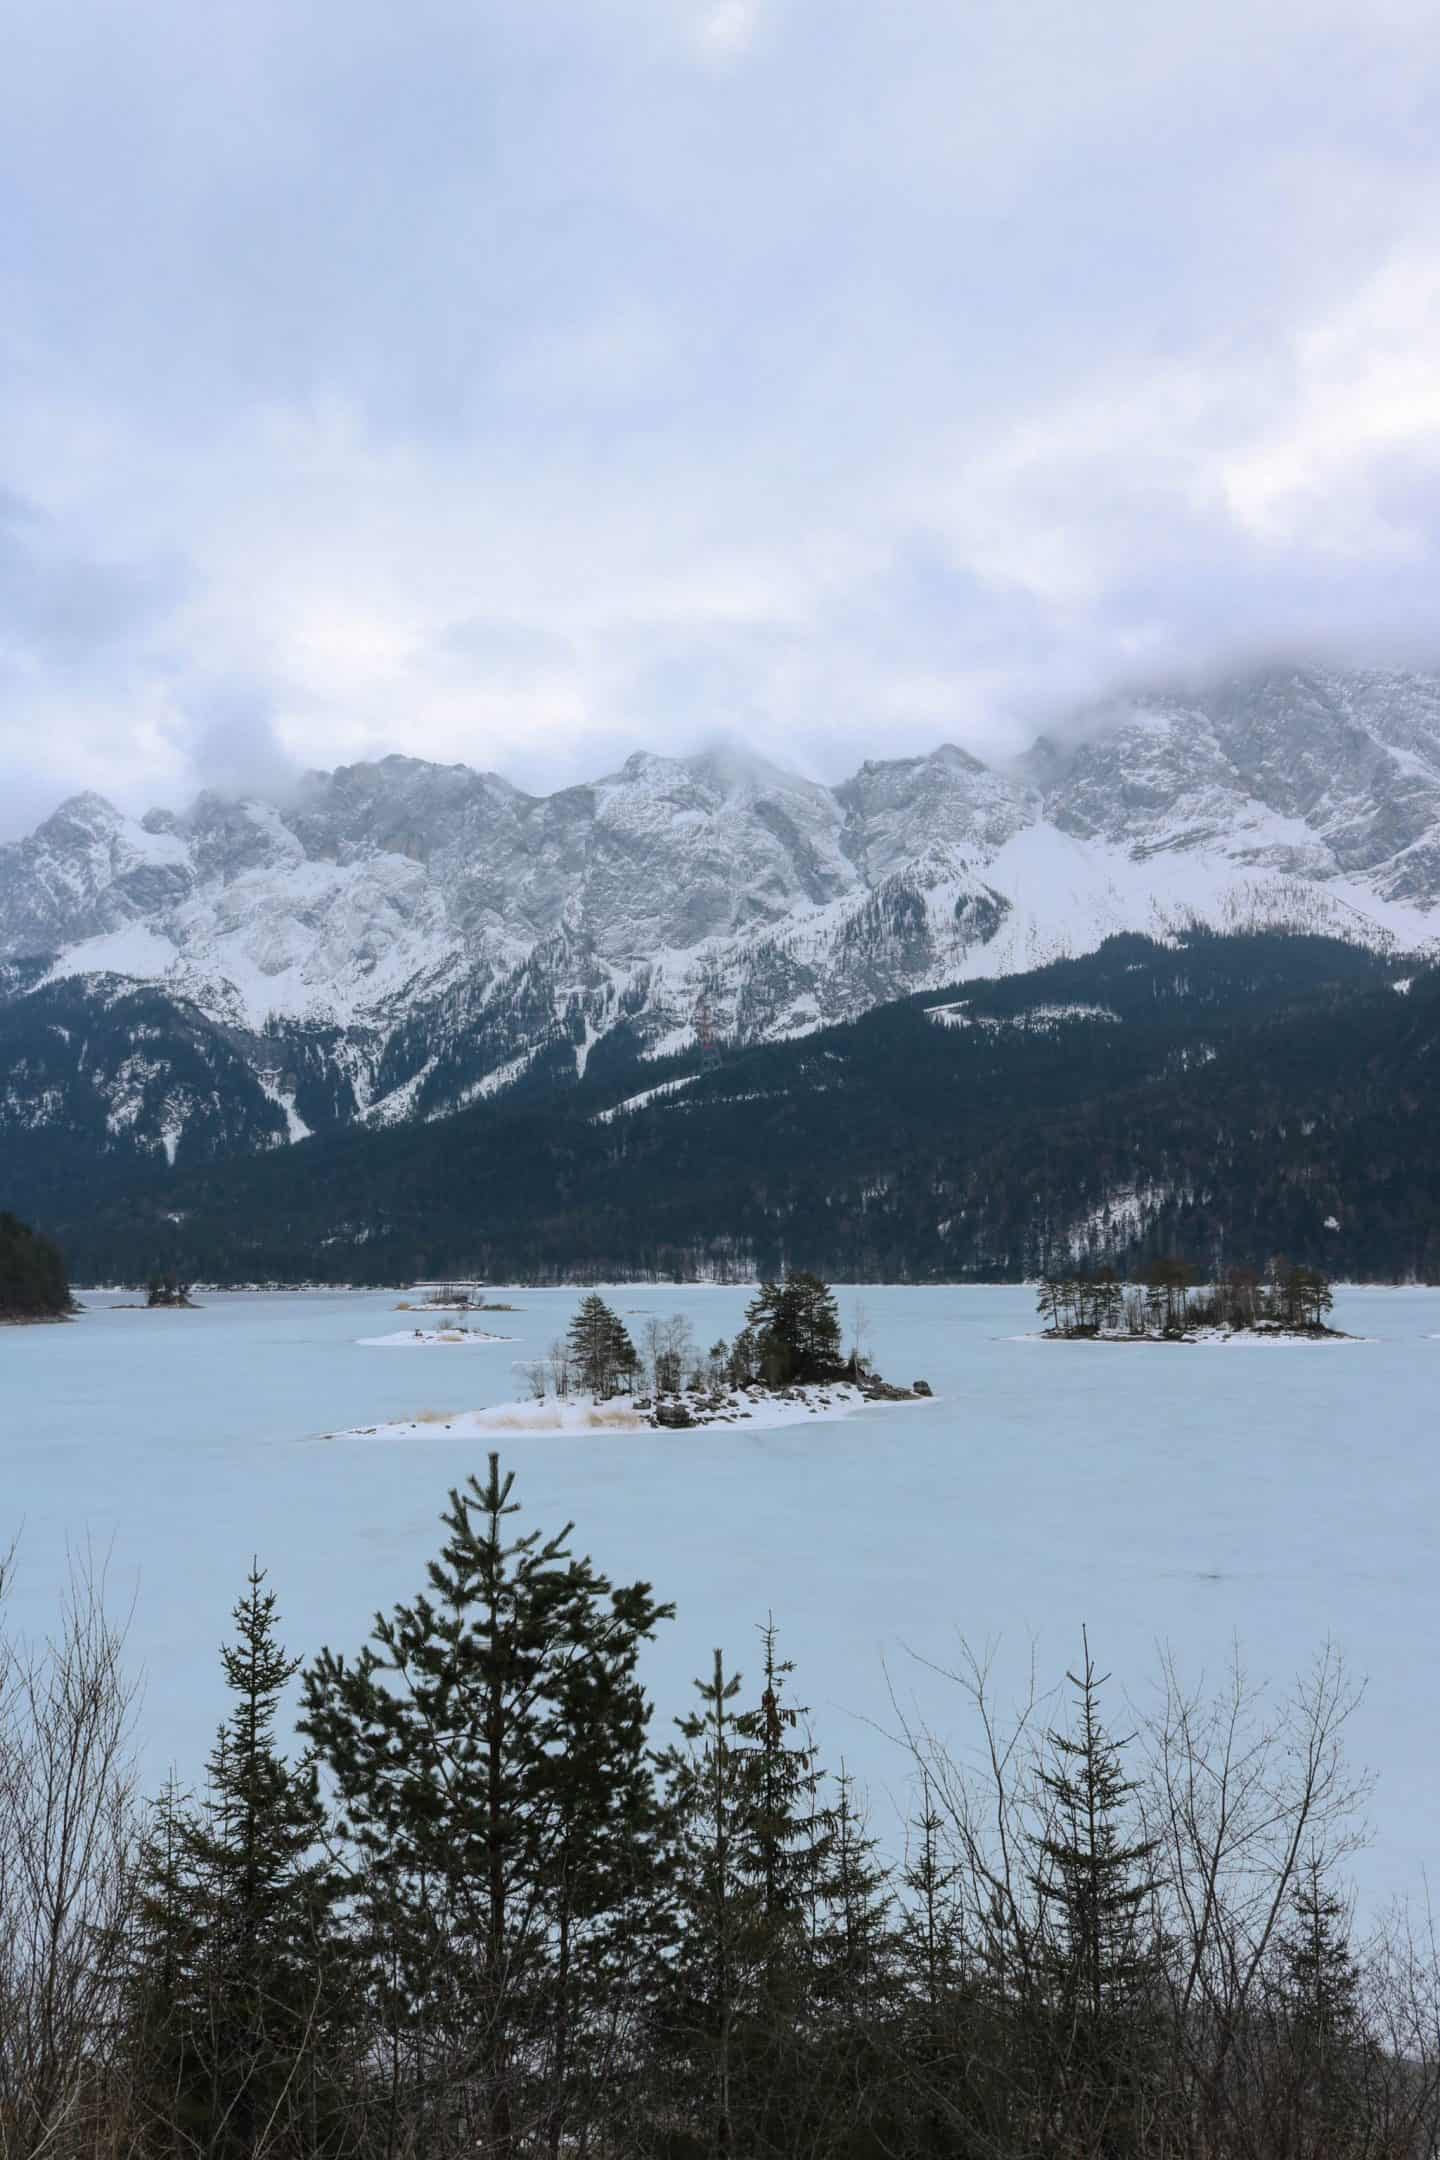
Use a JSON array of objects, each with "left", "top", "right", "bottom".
[{"left": 0, "top": 1544, "right": 139, "bottom": 2158}]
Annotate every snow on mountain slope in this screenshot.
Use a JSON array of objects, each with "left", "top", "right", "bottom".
[{"left": 4, "top": 664, "right": 1440, "bottom": 1171}]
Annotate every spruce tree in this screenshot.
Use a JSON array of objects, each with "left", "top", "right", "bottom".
[
  {"left": 896, "top": 1776, "right": 982, "bottom": 2152},
  {"left": 122, "top": 1776, "right": 205, "bottom": 2155},
  {"left": 566, "top": 1294, "right": 636, "bottom": 1398},
  {"left": 300, "top": 1454, "right": 671, "bottom": 2159},
  {"left": 1280, "top": 1852, "right": 1359, "bottom": 2043},
  {"left": 813, "top": 1769, "right": 893, "bottom": 2021},
  {"left": 733, "top": 1621, "right": 833, "bottom": 1977},
  {"left": 659, "top": 1625, "right": 836, "bottom": 2155},
  {"left": 899, "top": 1774, "right": 965, "bottom": 2023},
  {"left": 809, "top": 1770, "right": 899, "bottom": 2154},
  {"left": 1031, "top": 1638, "right": 1158, "bottom": 2014},
  {"left": 124, "top": 1567, "right": 352, "bottom": 2158},
  {"left": 657, "top": 1649, "right": 755, "bottom": 2154},
  {"left": 1028, "top": 1633, "right": 1164, "bottom": 2152},
  {"left": 1274, "top": 1850, "right": 1364, "bottom": 2150},
  {"left": 745, "top": 1271, "right": 842, "bottom": 1384}
]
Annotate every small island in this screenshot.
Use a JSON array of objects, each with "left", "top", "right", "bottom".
[
  {"left": 394, "top": 1281, "right": 518, "bottom": 1313},
  {"left": 341, "top": 1272, "right": 932, "bottom": 1440},
  {"left": 523, "top": 1273, "right": 929, "bottom": 1429},
  {"left": 359, "top": 1325, "right": 517, "bottom": 1348},
  {"left": 0, "top": 1211, "right": 75, "bottom": 1323},
  {"left": 1036, "top": 1258, "right": 1346, "bottom": 1342},
  {"left": 146, "top": 1272, "right": 199, "bottom": 1309}
]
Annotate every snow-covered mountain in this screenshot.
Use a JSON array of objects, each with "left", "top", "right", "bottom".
[{"left": 5, "top": 665, "right": 1440, "bottom": 1177}]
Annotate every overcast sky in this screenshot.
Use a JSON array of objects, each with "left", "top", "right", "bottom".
[{"left": 3, "top": 0, "right": 1440, "bottom": 834}]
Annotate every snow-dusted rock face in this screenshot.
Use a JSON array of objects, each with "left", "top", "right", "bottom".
[{"left": 5, "top": 665, "right": 1440, "bottom": 1168}]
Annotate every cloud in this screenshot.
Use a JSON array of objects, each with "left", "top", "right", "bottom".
[
  {"left": 183, "top": 684, "right": 304, "bottom": 803},
  {"left": 2, "top": 0, "right": 1440, "bottom": 837},
  {"left": 696, "top": 0, "right": 764, "bottom": 64}
]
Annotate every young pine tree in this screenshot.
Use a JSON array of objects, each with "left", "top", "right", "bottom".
[
  {"left": 1272, "top": 1849, "right": 1366, "bottom": 2153},
  {"left": 806, "top": 1769, "right": 900, "bottom": 2151},
  {"left": 124, "top": 1567, "right": 352, "bottom": 2159},
  {"left": 657, "top": 1649, "right": 756, "bottom": 2155},
  {"left": 300, "top": 1454, "right": 671, "bottom": 2160},
  {"left": 895, "top": 1777, "right": 988, "bottom": 2152},
  {"left": 1280, "top": 1851, "right": 1359, "bottom": 2044},
  {"left": 1027, "top": 1633, "right": 1165, "bottom": 2153},
  {"left": 812, "top": 1769, "right": 893, "bottom": 2024},
  {"left": 659, "top": 1624, "right": 835, "bottom": 2156}
]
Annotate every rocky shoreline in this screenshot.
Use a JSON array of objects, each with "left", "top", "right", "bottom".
[
  {"left": 634, "top": 1372, "right": 932, "bottom": 1430},
  {"left": 1037, "top": 1323, "right": 1353, "bottom": 1345}
]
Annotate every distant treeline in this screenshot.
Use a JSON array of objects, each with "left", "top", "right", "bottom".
[
  {"left": 0, "top": 1210, "right": 71, "bottom": 1319},
  {"left": 2, "top": 1460, "right": 1438, "bottom": 2159}
]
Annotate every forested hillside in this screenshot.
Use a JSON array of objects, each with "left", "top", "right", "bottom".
[{"left": 27, "top": 929, "right": 1440, "bottom": 1286}]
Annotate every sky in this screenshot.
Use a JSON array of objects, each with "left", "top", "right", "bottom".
[{"left": 3, "top": 0, "right": 1440, "bottom": 835}]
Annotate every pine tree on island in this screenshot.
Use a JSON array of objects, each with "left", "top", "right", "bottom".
[
  {"left": 146, "top": 1271, "right": 197, "bottom": 1309},
  {"left": 745, "top": 1270, "right": 844, "bottom": 1385},
  {"left": 566, "top": 1293, "right": 639, "bottom": 1398}
]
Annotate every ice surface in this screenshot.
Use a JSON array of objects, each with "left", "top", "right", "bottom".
[{"left": 2, "top": 1284, "right": 1437, "bottom": 1911}]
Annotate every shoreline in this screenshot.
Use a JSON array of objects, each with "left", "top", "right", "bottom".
[
  {"left": 332, "top": 1378, "right": 935, "bottom": 1442},
  {"left": 1030, "top": 1324, "right": 1359, "bottom": 1346}
]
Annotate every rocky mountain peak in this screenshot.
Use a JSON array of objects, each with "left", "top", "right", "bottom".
[{"left": 6, "top": 664, "right": 1440, "bottom": 1173}]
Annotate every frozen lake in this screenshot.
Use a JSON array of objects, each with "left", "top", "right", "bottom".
[{"left": 2, "top": 1283, "right": 1436, "bottom": 1906}]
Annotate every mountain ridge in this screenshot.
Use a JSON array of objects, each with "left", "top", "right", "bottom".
[{"left": 4, "top": 665, "right": 1440, "bottom": 1184}]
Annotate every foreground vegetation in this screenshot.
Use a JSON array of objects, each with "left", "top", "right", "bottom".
[
  {"left": 2, "top": 1466, "right": 1437, "bottom": 2160},
  {"left": 0, "top": 1210, "right": 71, "bottom": 1321}
]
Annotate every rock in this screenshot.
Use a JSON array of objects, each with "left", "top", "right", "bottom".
[{"left": 652, "top": 1402, "right": 697, "bottom": 1430}]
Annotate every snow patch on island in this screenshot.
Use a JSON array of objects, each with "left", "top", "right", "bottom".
[{"left": 334, "top": 1382, "right": 883, "bottom": 1440}]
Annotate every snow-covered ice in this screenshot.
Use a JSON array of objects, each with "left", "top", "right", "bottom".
[
  {"left": 4, "top": 1283, "right": 1439, "bottom": 1912},
  {"left": 357, "top": 1328, "right": 516, "bottom": 1348}
]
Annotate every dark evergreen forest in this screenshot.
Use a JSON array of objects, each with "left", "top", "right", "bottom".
[{"left": 12, "top": 930, "right": 1440, "bottom": 1285}]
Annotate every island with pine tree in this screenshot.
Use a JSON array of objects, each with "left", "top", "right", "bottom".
[
  {"left": 340, "top": 1271, "right": 932, "bottom": 1440},
  {"left": 0, "top": 1211, "right": 75, "bottom": 1323},
  {"left": 146, "top": 1272, "right": 199, "bottom": 1309},
  {"left": 1036, "top": 1259, "right": 1348, "bottom": 1341}
]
